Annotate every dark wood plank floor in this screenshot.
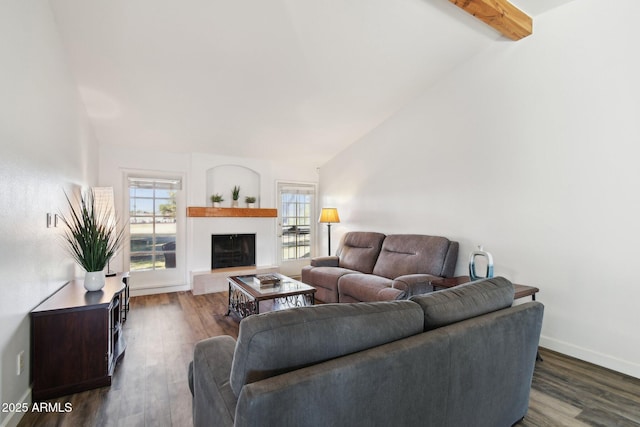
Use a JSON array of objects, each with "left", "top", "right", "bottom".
[
  {"left": 520, "top": 349, "right": 640, "bottom": 426},
  {"left": 18, "top": 291, "right": 640, "bottom": 427}
]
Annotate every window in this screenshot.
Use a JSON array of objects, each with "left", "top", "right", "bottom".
[
  {"left": 128, "top": 177, "right": 181, "bottom": 271},
  {"left": 279, "top": 184, "right": 315, "bottom": 261}
]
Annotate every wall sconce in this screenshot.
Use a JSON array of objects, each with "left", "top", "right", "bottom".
[{"left": 318, "top": 208, "right": 340, "bottom": 256}]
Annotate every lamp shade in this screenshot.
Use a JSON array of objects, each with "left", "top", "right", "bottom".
[
  {"left": 319, "top": 208, "right": 340, "bottom": 224},
  {"left": 92, "top": 187, "right": 115, "bottom": 222}
]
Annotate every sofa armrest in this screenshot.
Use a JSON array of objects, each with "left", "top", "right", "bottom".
[
  {"left": 192, "top": 335, "right": 238, "bottom": 427},
  {"left": 392, "top": 274, "right": 438, "bottom": 298},
  {"left": 310, "top": 256, "right": 340, "bottom": 267}
]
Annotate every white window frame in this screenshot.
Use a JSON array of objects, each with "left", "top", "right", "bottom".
[
  {"left": 123, "top": 171, "right": 186, "bottom": 290},
  {"left": 276, "top": 182, "right": 317, "bottom": 276}
]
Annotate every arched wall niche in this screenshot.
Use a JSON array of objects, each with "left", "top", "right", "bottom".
[{"left": 206, "top": 165, "right": 260, "bottom": 207}]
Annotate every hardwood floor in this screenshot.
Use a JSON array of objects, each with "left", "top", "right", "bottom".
[
  {"left": 520, "top": 349, "right": 640, "bottom": 426},
  {"left": 18, "top": 291, "right": 237, "bottom": 427},
  {"left": 17, "top": 291, "right": 640, "bottom": 427}
]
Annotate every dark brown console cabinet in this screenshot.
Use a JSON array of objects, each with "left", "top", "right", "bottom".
[{"left": 31, "top": 273, "right": 129, "bottom": 401}]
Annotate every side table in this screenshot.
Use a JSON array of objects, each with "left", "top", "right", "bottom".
[
  {"left": 431, "top": 276, "right": 539, "bottom": 300},
  {"left": 431, "top": 275, "right": 542, "bottom": 361}
]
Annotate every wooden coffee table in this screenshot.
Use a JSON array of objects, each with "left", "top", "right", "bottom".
[{"left": 226, "top": 273, "right": 316, "bottom": 318}]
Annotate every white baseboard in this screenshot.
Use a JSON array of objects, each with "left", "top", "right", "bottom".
[
  {"left": 129, "top": 283, "right": 190, "bottom": 297},
  {"left": 540, "top": 335, "right": 640, "bottom": 379},
  {"left": 0, "top": 387, "right": 31, "bottom": 427}
]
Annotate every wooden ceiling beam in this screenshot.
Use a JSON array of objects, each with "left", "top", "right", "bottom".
[{"left": 449, "top": 0, "right": 532, "bottom": 40}]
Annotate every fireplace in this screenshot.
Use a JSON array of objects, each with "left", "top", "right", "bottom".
[{"left": 211, "top": 234, "right": 256, "bottom": 269}]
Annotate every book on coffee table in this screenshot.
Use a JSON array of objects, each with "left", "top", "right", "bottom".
[{"left": 253, "top": 274, "right": 281, "bottom": 288}]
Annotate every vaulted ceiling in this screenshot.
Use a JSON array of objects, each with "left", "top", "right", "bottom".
[{"left": 49, "top": 0, "right": 572, "bottom": 165}]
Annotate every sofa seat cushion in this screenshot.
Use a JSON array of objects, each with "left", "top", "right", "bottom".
[
  {"left": 373, "top": 234, "right": 455, "bottom": 279},
  {"left": 336, "top": 231, "right": 386, "bottom": 273},
  {"left": 338, "top": 274, "right": 405, "bottom": 302},
  {"left": 409, "top": 276, "right": 515, "bottom": 331},
  {"left": 302, "top": 266, "right": 359, "bottom": 303},
  {"left": 303, "top": 266, "right": 358, "bottom": 288},
  {"left": 230, "top": 300, "right": 424, "bottom": 397}
]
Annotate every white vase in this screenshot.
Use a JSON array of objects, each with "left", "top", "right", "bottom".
[
  {"left": 231, "top": 200, "right": 239, "bottom": 208},
  {"left": 84, "top": 271, "right": 106, "bottom": 292},
  {"left": 212, "top": 202, "right": 221, "bottom": 208},
  {"left": 247, "top": 203, "right": 255, "bottom": 208}
]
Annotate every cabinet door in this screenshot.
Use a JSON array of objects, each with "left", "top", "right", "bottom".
[{"left": 32, "top": 308, "right": 109, "bottom": 399}]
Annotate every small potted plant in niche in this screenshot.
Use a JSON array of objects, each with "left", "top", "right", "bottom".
[
  {"left": 58, "top": 189, "right": 125, "bottom": 292},
  {"left": 245, "top": 196, "right": 256, "bottom": 208},
  {"left": 231, "top": 186, "right": 240, "bottom": 207},
  {"left": 210, "top": 193, "right": 224, "bottom": 208}
]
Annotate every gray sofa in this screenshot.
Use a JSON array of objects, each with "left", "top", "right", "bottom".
[
  {"left": 301, "top": 231, "right": 459, "bottom": 303},
  {"left": 189, "top": 277, "right": 544, "bottom": 427}
]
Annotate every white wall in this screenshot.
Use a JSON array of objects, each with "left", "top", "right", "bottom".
[
  {"left": 0, "top": 1, "right": 98, "bottom": 425},
  {"left": 319, "top": 0, "right": 640, "bottom": 378},
  {"left": 99, "top": 148, "right": 318, "bottom": 292}
]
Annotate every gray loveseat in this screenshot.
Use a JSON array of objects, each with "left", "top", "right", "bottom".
[
  {"left": 301, "top": 231, "right": 459, "bottom": 303},
  {"left": 189, "top": 277, "right": 544, "bottom": 427}
]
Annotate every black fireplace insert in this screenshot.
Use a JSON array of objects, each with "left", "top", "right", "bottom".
[{"left": 211, "top": 234, "right": 256, "bottom": 269}]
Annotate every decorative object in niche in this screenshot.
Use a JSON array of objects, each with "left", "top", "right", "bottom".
[
  {"left": 245, "top": 196, "right": 256, "bottom": 208},
  {"left": 211, "top": 193, "right": 224, "bottom": 208},
  {"left": 231, "top": 186, "right": 240, "bottom": 207}
]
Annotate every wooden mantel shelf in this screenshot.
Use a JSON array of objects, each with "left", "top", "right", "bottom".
[{"left": 187, "top": 207, "right": 277, "bottom": 218}]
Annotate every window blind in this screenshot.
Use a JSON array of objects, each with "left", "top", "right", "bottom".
[{"left": 127, "top": 177, "right": 182, "bottom": 191}]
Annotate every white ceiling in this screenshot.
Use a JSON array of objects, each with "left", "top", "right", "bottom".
[{"left": 49, "top": 0, "right": 572, "bottom": 165}]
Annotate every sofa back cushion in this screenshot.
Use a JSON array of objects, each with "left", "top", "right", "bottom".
[
  {"left": 372, "top": 234, "right": 457, "bottom": 279},
  {"left": 336, "top": 231, "right": 386, "bottom": 273},
  {"left": 230, "top": 300, "right": 424, "bottom": 397},
  {"left": 410, "top": 276, "right": 515, "bottom": 331}
]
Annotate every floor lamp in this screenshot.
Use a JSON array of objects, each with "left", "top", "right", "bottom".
[
  {"left": 93, "top": 186, "right": 117, "bottom": 276},
  {"left": 318, "top": 208, "right": 340, "bottom": 256}
]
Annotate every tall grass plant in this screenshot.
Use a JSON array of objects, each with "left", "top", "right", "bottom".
[{"left": 59, "top": 189, "right": 125, "bottom": 272}]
